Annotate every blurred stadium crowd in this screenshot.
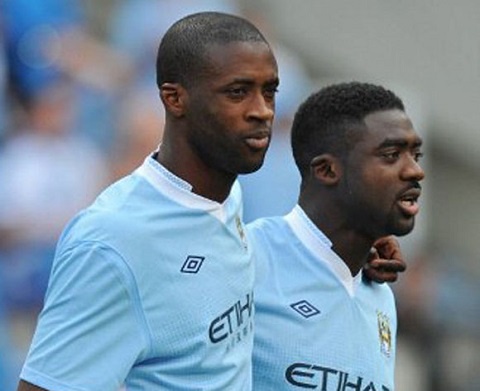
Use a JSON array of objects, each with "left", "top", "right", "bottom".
[{"left": 0, "top": 1, "right": 479, "bottom": 390}]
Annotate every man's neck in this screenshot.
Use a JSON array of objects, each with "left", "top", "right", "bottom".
[
  {"left": 154, "top": 150, "right": 236, "bottom": 203},
  {"left": 299, "top": 199, "right": 373, "bottom": 276}
]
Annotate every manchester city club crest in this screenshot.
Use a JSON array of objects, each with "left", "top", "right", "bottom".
[{"left": 376, "top": 310, "right": 392, "bottom": 357}]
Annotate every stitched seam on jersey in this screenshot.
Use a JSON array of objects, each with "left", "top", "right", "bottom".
[
  {"left": 284, "top": 206, "right": 358, "bottom": 297},
  {"left": 21, "top": 365, "right": 89, "bottom": 391},
  {"left": 136, "top": 156, "right": 237, "bottom": 223},
  {"left": 61, "top": 240, "right": 154, "bottom": 360},
  {"left": 147, "top": 154, "right": 192, "bottom": 191}
]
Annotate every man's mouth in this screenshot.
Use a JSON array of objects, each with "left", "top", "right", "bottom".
[
  {"left": 397, "top": 188, "right": 421, "bottom": 217},
  {"left": 244, "top": 132, "right": 270, "bottom": 150}
]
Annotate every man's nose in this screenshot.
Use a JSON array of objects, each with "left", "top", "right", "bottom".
[
  {"left": 247, "top": 94, "right": 274, "bottom": 122},
  {"left": 401, "top": 155, "right": 425, "bottom": 182}
]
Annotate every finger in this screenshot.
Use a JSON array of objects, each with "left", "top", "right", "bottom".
[
  {"left": 368, "top": 258, "right": 406, "bottom": 272},
  {"left": 364, "top": 268, "right": 399, "bottom": 283},
  {"left": 367, "top": 247, "right": 379, "bottom": 262},
  {"left": 373, "top": 236, "right": 403, "bottom": 260},
  {"left": 374, "top": 272, "right": 398, "bottom": 283}
]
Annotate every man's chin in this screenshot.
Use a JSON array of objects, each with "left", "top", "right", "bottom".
[
  {"left": 236, "top": 160, "right": 265, "bottom": 175},
  {"left": 390, "top": 220, "right": 416, "bottom": 237}
]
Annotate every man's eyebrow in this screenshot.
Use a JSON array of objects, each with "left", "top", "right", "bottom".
[
  {"left": 265, "top": 77, "right": 280, "bottom": 87},
  {"left": 229, "top": 77, "right": 255, "bottom": 85},
  {"left": 378, "top": 137, "right": 423, "bottom": 148},
  {"left": 228, "top": 77, "right": 279, "bottom": 86}
]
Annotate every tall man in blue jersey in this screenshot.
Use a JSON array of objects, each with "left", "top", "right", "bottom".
[
  {"left": 249, "top": 82, "right": 425, "bottom": 390},
  {"left": 17, "top": 12, "right": 279, "bottom": 391}
]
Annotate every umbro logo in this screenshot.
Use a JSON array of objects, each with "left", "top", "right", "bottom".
[
  {"left": 181, "top": 255, "right": 205, "bottom": 274},
  {"left": 290, "top": 300, "right": 321, "bottom": 318}
]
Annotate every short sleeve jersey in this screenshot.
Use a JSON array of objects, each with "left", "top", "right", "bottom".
[
  {"left": 20, "top": 156, "right": 255, "bottom": 391},
  {"left": 247, "top": 206, "right": 397, "bottom": 391}
]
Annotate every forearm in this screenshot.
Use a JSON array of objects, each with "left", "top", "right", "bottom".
[{"left": 17, "top": 379, "right": 48, "bottom": 391}]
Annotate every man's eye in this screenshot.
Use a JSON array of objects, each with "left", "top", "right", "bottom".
[
  {"left": 263, "top": 87, "right": 278, "bottom": 99},
  {"left": 383, "top": 151, "right": 400, "bottom": 160},
  {"left": 227, "top": 87, "right": 247, "bottom": 97},
  {"left": 414, "top": 151, "right": 424, "bottom": 161}
]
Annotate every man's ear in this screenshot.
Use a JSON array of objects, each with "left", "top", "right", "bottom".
[
  {"left": 160, "top": 83, "right": 187, "bottom": 118},
  {"left": 310, "top": 154, "right": 342, "bottom": 185}
]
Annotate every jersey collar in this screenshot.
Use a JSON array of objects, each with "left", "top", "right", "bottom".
[
  {"left": 284, "top": 205, "right": 362, "bottom": 297},
  {"left": 135, "top": 154, "right": 241, "bottom": 223}
]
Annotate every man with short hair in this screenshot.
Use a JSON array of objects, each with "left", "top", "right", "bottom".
[
  {"left": 250, "top": 82, "right": 425, "bottom": 390},
  {"left": 17, "top": 12, "right": 278, "bottom": 391}
]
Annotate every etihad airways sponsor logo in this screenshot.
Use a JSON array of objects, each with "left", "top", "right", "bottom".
[
  {"left": 285, "top": 362, "right": 390, "bottom": 390},
  {"left": 209, "top": 292, "right": 254, "bottom": 349}
]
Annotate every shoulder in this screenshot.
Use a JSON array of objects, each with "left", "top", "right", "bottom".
[
  {"left": 246, "top": 215, "right": 295, "bottom": 258},
  {"left": 60, "top": 172, "right": 157, "bottom": 242},
  {"left": 246, "top": 216, "right": 290, "bottom": 282},
  {"left": 246, "top": 215, "right": 287, "bottom": 240},
  {"left": 246, "top": 216, "right": 283, "bottom": 256}
]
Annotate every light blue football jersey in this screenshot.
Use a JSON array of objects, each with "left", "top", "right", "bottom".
[
  {"left": 20, "top": 156, "right": 254, "bottom": 391},
  {"left": 248, "top": 206, "right": 397, "bottom": 391}
]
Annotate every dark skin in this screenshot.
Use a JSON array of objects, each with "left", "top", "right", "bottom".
[
  {"left": 300, "top": 109, "right": 424, "bottom": 277},
  {"left": 365, "top": 236, "right": 406, "bottom": 283},
  {"left": 17, "top": 383, "right": 44, "bottom": 391},
  {"left": 157, "top": 41, "right": 278, "bottom": 202},
  {"left": 16, "top": 54, "right": 408, "bottom": 391}
]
